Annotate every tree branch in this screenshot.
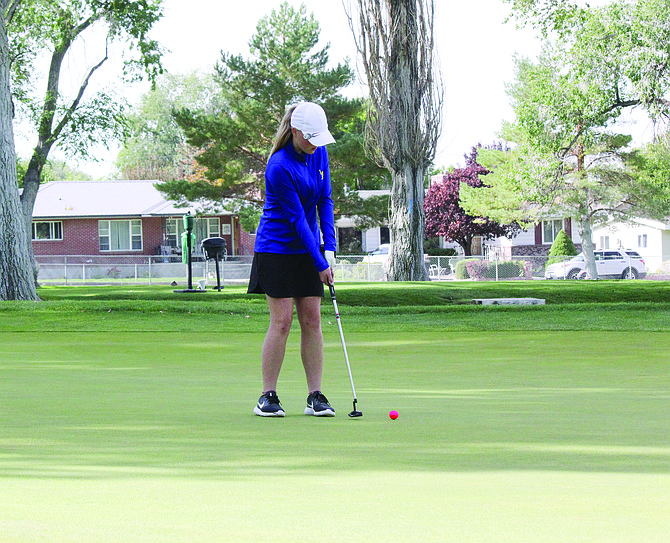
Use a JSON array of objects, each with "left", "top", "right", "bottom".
[
  {"left": 5, "top": 0, "right": 21, "bottom": 25},
  {"left": 236, "top": 145, "right": 267, "bottom": 168},
  {"left": 51, "top": 41, "right": 109, "bottom": 143}
]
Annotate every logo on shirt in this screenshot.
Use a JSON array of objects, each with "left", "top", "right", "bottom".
[{"left": 319, "top": 169, "right": 324, "bottom": 180}]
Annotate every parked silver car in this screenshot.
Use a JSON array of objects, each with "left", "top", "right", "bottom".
[{"left": 544, "top": 249, "right": 647, "bottom": 280}]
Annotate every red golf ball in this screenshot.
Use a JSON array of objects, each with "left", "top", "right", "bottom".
[{"left": 389, "top": 410, "right": 399, "bottom": 420}]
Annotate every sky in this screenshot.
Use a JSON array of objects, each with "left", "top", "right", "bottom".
[
  {"left": 16, "top": 0, "right": 655, "bottom": 178},
  {"left": 146, "top": 0, "right": 542, "bottom": 171}
]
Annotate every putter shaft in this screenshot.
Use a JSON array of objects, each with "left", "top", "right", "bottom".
[{"left": 329, "top": 284, "right": 360, "bottom": 409}]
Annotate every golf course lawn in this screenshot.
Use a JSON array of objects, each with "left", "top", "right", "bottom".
[{"left": 1, "top": 319, "right": 669, "bottom": 541}]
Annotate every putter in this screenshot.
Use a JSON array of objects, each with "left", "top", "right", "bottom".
[{"left": 328, "top": 283, "right": 363, "bottom": 418}]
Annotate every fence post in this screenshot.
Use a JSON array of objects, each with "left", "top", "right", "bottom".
[
  {"left": 148, "top": 256, "right": 152, "bottom": 285},
  {"left": 64, "top": 256, "right": 68, "bottom": 286}
]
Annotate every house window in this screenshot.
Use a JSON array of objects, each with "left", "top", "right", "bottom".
[
  {"left": 542, "top": 219, "right": 564, "bottom": 244},
  {"left": 165, "top": 219, "right": 179, "bottom": 247},
  {"left": 638, "top": 234, "right": 647, "bottom": 248},
  {"left": 380, "top": 226, "right": 390, "bottom": 245},
  {"left": 32, "top": 221, "right": 63, "bottom": 241},
  {"left": 99, "top": 220, "right": 142, "bottom": 251},
  {"left": 600, "top": 236, "right": 610, "bottom": 249},
  {"left": 338, "top": 227, "right": 362, "bottom": 254},
  {"left": 202, "top": 217, "right": 220, "bottom": 238}
]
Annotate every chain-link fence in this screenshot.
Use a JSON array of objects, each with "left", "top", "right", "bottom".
[
  {"left": 336, "top": 254, "right": 670, "bottom": 281},
  {"left": 36, "top": 253, "right": 670, "bottom": 286},
  {"left": 36, "top": 255, "right": 253, "bottom": 286}
]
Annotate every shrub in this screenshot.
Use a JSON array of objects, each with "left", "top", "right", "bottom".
[
  {"left": 426, "top": 248, "right": 458, "bottom": 256},
  {"left": 492, "top": 260, "right": 525, "bottom": 279},
  {"left": 455, "top": 258, "right": 478, "bottom": 279},
  {"left": 547, "top": 229, "right": 578, "bottom": 267},
  {"left": 462, "top": 259, "right": 525, "bottom": 280},
  {"left": 465, "top": 259, "right": 490, "bottom": 280}
]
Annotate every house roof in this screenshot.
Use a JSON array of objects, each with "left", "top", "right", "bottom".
[{"left": 32, "top": 180, "right": 234, "bottom": 219}]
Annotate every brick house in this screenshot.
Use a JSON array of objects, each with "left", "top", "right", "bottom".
[
  {"left": 486, "top": 217, "right": 583, "bottom": 258},
  {"left": 31, "top": 180, "right": 255, "bottom": 258}
]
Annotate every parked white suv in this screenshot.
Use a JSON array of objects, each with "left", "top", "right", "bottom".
[
  {"left": 545, "top": 249, "right": 646, "bottom": 280},
  {"left": 364, "top": 243, "right": 391, "bottom": 264},
  {"left": 364, "top": 243, "right": 431, "bottom": 266}
]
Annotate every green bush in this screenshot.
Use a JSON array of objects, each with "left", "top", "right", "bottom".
[
  {"left": 426, "top": 248, "right": 458, "bottom": 257},
  {"left": 547, "top": 229, "right": 578, "bottom": 267},
  {"left": 492, "top": 260, "right": 525, "bottom": 279},
  {"left": 463, "top": 259, "right": 525, "bottom": 280},
  {"left": 455, "top": 259, "right": 478, "bottom": 279},
  {"left": 465, "top": 260, "right": 489, "bottom": 280}
]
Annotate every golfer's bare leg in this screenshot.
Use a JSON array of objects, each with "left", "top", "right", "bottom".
[
  {"left": 261, "top": 296, "right": 294, "bottom": 393},
  {"left": 296, "top": 296, "right": 324, "bottom": 393}
]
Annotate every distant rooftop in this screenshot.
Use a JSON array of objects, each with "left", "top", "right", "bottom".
[{"left": 32, "top": 180, "right": 232, "bottom": 219}]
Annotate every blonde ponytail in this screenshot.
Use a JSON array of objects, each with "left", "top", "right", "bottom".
[{"left": 269, "top": 104, "right": 298, "bottom": 158}]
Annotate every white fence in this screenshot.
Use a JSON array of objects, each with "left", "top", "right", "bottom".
[{"left": 35, "top": 254, "right": 670, "bottom": 286}]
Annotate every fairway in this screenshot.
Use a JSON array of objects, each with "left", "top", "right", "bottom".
[{"left": 1, "top": 321, "right": 669, "bottom": 541}]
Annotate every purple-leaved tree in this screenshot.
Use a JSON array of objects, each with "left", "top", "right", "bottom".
[{"left": 424, "top": 147, "right": 522, "bottom": 256}]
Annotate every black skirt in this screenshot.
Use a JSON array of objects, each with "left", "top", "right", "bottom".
[{"left": 248, "top": 252, "right": 324, "bottom": 298}]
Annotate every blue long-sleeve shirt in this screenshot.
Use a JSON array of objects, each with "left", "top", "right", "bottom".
[{"left": 254, "top": 141, "right": 336, "bottom": 272}]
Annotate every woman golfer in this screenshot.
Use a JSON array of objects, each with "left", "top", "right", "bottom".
[{"left": 248, "top": 102, "right": 337, "bottom": 417}]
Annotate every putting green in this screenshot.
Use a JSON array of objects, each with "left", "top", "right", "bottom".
[
  {"left": 1, "top": 330, "right": 669, "bottom": 541},
  {"left": 1, "top": 472, "right": 669, "bottom": 542}
]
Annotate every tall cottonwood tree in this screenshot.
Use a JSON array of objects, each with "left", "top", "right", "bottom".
[
  {"left": 348, "top": 0, "right": 443, "bottom": 280},
  {"left": 0, "top": 0, "right": 36, "bottom": 300},
  {"left": 8, "top": 0, "right": 164, "bottom": 282}
]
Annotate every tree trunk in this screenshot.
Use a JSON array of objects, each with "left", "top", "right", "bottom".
[
  {"left": 575, "top": 145, "right": 598, "bottom": 279},
  {"left": 18, "top": 44, "right": 65, "bottom": 283},
  {"left": 350, "top": 0, "right": 441, "bottom": 281},
  {"left": 388, "top": 164, "right": 428, "bottom": 280},
  {"left": 578, "top": 212, "right": 598, "bottom": 279},
  {"left": 0, "top": 10, "right": 39, "bottom": 301},
  {"left": 20, "top": 152, "right": 48, "bottom": 282},
  {"left": 385, "top": 0, "right": 428, "bottom": 281}
]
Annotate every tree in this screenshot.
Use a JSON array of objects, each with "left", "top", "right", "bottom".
[
  {"left": 161, "top": 2, "right": 387, "bottom": 230},
  {"left": 116, "top": 72, "right": 218, "bottom": 182},
  {"left": 464, "top": 0, "right": 670, "bottom": 278},
  {"left": 1, "top": 0, "right": 37, "bottom": 300},
  {"left": 348, "top": 0, "right": 443, "bottom": 280},
  {"left": 17, "top": 158, "right": 92, "bottom": 187},
  {"left": 9, "top": 0, "right": 164, "bottom": 280},
  {"left": 424, "top": 147, "right": 522, "bottom": 256}
]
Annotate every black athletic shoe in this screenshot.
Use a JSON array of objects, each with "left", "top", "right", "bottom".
[
  {"left": 254, "top": 391, "right": 285, "bottom": 417},
  {"left": 304, "top": 391, "right": 335, "bottom": 417}
]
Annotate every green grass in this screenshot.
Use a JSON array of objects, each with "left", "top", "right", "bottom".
[
  {"left": 2, "top": 281, "right": 670, "bottom": 333},
  {"left": 1, "top": 283, "right": 669, "bottom": 542}
]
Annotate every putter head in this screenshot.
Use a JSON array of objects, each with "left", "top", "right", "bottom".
[{"left": 348, "top": 399, "right": 362, "bottom": 417}]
